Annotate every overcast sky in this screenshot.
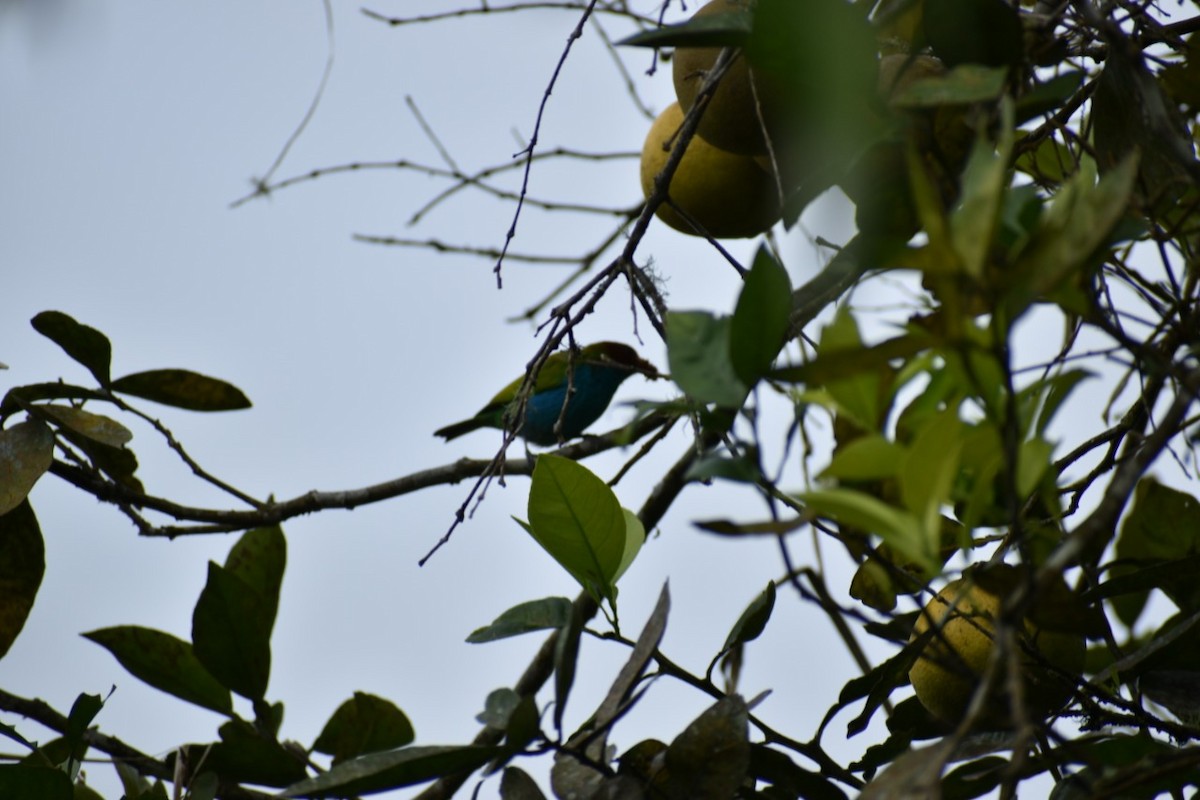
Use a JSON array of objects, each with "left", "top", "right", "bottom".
[{"left": 0, "top": 1, "right": 1185, "bottom": 799}]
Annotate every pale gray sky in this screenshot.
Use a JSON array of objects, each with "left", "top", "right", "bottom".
[{"left": 0, "top": 2, "right": 1181, "bottom": 799}]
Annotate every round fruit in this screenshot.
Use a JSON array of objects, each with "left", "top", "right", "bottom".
[
  {"left": 908, "top": 573, "right": 1085, "bottom": 728},
  {"left": 671, "top": 0, "right": 775, "bottom": 155},
  {"left": 640, "top": 102, "right": 780, "bottom": 238}
]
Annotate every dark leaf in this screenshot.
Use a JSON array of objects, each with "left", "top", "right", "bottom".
[
  {"left": 476, "top": 689, "right": 521, "bottom": 730},
  {"left": 596, "top": 583, "right": 670, "bottom": 728},
  {"left": 191, "top": 561, "right": 272, "bottom": 700},
  {"left": 313, "top": 692, "right": 415, "bottom": 765},
  {"left": 466, "top": 597, "right": 573, "bottom": 644},
  {"left": 498, "top": 696, "right": 541, "bottom": 757},
  {"left": 943, "top": 756, "right": 1007, "bottom": 800},
  {"left": 34, "top": 404, "right": 132, "bottom": 448},
  {"left": 693, "top": 517, "right": 805, "bottom": 537},
  {"left": 553, "top": 600, "right": 586, "bottom": 734},
  {"left": 923, "top": 0, "right": 1022, "bottom": 68},
  {"left": 1112, "top": 478, "right": 1200, "bottom": 625},
  {"left": 63, "top": 693, "right": 104, "bottom": 774},
  {"left": 1015, "top": 71, "right": 1085, "bottom": 123},
  {"left": 1093, "top": 40, "right": 1200, "bottom": 205},
  {"left": 30, "top": 311, "right": 112, "bottom": 386},
  {"left": 280, "top": 745, "right": 499, "bottom": 797},
  {"left": 500, "top": 766, "right": 548, "bottom": 800},
  {"left": 655, "top": 695, "right": 750, "bottom": 799},
  {"left": 111, "top": 369, "right": 251, "bottom": 412},
  {"left": 72, "top": 437, "right": 142, "bottom": 494},
  {"left": 223, "top": 525, "right": 286, "bottom": 634},
  {"left": 178, "top": 719, "right": 306, "bottom": 788},
  {"left": 843, "top": 644, "right": 920, "bottom": 737},
  {"left": 1138, "top": 670, "right": 1200, "bottom": 725},
  {"left": 0, "top": 383, "right": 104, "bottom": 421},
  {"left": 82, "top": 626, "right": 232, "bottom": 715},
  {"left": 0, "top": 500, "right": 45, "bottom": 659},
  {"left": 619, "top": 7, "right": 751, "bottom": 48},
  {"left": 858, "top": 739, "right": 955, "bottom": 799},
  {"left": 719, "top": 581, "right": 775, "bottom": 657},
  {"left": 0, "top": 420, "right": 54, "bottom": 516},
  {"left": 0, "top": 765, "right": 72, "bottom": 800},
  {"left": 684, "top": 452, "right": 763, "bottom": 485},
  {"left": 730, "top": 246, "right": 792, "bottom": 387},
  {"left": 889, "top": 64, "right": 1007, "bottom": 108},
  {"left": 749, "top": 744, "right": 848, "bottom": 800}
]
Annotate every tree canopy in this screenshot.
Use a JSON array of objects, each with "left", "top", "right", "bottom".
[{"left": 3, "top": 0, "right": 1200, "bottom": 798}]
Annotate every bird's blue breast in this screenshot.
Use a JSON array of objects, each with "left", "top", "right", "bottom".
[{"left": 517, "top": 362, "right": 632, "bottom": 445}]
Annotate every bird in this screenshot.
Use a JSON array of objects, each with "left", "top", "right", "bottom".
[{"left": 434, "top": 342, "right": 659, "bottom": 446}]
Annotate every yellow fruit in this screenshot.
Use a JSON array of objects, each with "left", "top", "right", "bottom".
[
  {"left": 909, "top": 572, "right": 1085, "bottom": 728},
  {"left": 640, "top": 102, "right": 780, "bottom": 239},
  {"left": 671, "top": 0, "right": 777, "bottom": 155}
]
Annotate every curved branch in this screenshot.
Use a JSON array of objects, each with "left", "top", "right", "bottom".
[
  {"left": 47, "top": 413, "right": 674, "bottom": 537},
  {"left": 0, "top": 689, "right": 273, "bottom": 800}
]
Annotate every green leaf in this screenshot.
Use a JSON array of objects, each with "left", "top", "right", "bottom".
[
  {"left": 797, "top": 488, "right": 936, "bottom": 574},
  {"left": 821, "top": 435, "right": 905, "bottom": 482},
  {"left": 111, "top": 369, "right": 251, "bottom": 412},
  {"left": 889, "top": 64, "right": 1007, "bottom": 108},
  {"left": 0, "top": 500, "right": 45, "bottom": 659},
  {"left": 0, "top": 420, "right": 54, "bottom": 516},
  {"left": 770, "top": 333, "right": 928, "bottom": 388},
  {"left": 280, "top": 745, "right": 500, "bottom": 797},
  {"left": 613, "top": 509, "right": 644, "bottom": 585},
  {"left": 719, "top": 581, "right": 776, "bottom": 657},
  {"left": 466, "top": 597, "right": 573, "bottom": 644},
  {"left": 619, "top": 7, "right": 752, "bottom": 48},
  {"left": 0, "top": 765, "right": 72, "bottom": 800},
  {"left": 525, "top": 455, "right": 627, "bottom": 602},
  {"left": 950, "top": 111, "right": 1012, "bottom": 281},
  {"left": 476, "top": 688, "right": 521, "bottom": 730},
  {"left": 1006, "top": 154, "right": 1138, "bottom": 319},
  {"left": 666, "top": 311, "right": 747, "bottom": 409},
  {"left": 729, "top": 246, "right": 792, "bottom": 387},
  {"left": 1015, "top": 71, "right": 1085, "bottom": 123},
  {"left": 1014, "top": 133, "right": 1076, "bottom": 185},
  {"left": 313, "top": 692, "right": 415, "bottom": 765},
  {"left": 34, "top": 404, "right": 132, "bottom": 448},
  {"left": 30, "top": 311, "right": 113, "bottom": 386},
  {"left": 1112, "top": 479, "right": 1200, "bottom": 626},
  {"left": 223, "top": 525, "right": 286, "bottom": 634},
  {"left": 82, "top": 626, "right": 232, "bottom": 715},
  {"left": 898, "top": 409, "right": 964, "bottom": 534},
  {"left": 814, "top": 309, "right": 891, "bottom": 432},
  {"left": 685, "top": 452, "right": 763, "bottom": 484},
  {"left": 191, "top": 561, "right": 272, "bottom": 700}
]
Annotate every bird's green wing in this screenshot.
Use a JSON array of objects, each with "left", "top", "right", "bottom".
[{"left": 483, "top": 351, "right": 573, "bottom": 408}]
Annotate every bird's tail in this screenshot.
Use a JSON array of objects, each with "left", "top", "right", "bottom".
[{"left": 433, "top": 418, "right": 486, "bottom": 441}]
